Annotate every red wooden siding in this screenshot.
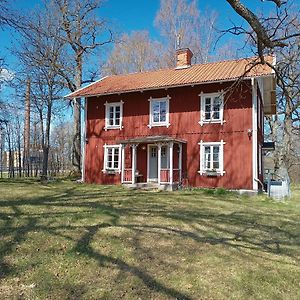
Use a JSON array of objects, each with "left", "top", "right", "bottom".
[{"left": 85, "top": 80, "right": 255, "bottom": 190}]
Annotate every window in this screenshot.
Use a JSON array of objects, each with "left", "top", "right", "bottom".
[
  {"left": 161, "top": 146, "right": 169, "bottom": 169},
  {"left": 149, "top": 96, "right": 170, "bottom": 127},
  {"left": 103, "top": 145, "right": 121, "bottom": 172},
  {"left": 199, "top": 93, "right": 224, "bottom": 125},
  {"left": 199, "top": 141, "right": 225, "bottom": 175},
  {"left": 105, "top": 101, "right": 123, "bottom": 130}
]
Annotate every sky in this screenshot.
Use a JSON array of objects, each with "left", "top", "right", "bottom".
[
  {"left": 0, "top": 0, "right": 299, "bottom": 100},
  {"left": 0, "top": 0, "right": 285, "bottom": 67}
]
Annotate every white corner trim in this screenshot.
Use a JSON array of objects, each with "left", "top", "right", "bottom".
[
  {"left": 251, "top": 78, "right": 258, "bottom": 191},
  {"left": 82, "top": 98, "right": 87, "bottom": 182}
]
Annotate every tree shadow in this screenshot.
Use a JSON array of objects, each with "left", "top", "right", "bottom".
[{"left": 0, "top": 182, "right": 299, "bottom": 298}]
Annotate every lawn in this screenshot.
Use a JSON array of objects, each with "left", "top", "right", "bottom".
[{"left": 0, "top": 179, "right": 299, "bottom": 300}]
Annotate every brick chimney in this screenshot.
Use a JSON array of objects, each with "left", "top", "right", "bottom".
[{"left": 176, "top": 48, "right": 193, "bottom": 69}]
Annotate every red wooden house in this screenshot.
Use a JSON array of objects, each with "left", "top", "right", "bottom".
[{"left": 66, "top": 49, "right": 276, "bottom": 192}]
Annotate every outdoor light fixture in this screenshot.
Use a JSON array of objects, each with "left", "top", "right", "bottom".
[{"left": 247, "top": 129, "right": 252, "bottom": 137}]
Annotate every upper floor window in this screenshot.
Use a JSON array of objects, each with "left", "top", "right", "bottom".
[
  {"left": 148, "top": 96, "right": 170, "bottom": 128},
  {"left": 103, "top": 145, "right": 121, "bottom": 172},
  {"left": 198, "top": 140, "right": 225, "bottom": 176},
  {"left": 199, "top": 93, "right": 224, "bottom": 125},
  {"left": 104, "top": 101, "right": 123, "bottom": 130}
]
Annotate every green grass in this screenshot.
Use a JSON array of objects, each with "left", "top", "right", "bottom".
[{"left": 0, "top": 179, "right": 299, "bottom": 300}]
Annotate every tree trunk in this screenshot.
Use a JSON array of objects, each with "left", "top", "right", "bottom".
[
  {"left": 41, "top": 97, "right": 52, "bottom": 181},
  {"left": 72, "top": 56, "right": 82, "bottom": 176},
  {"left": 24, "top": 78, "right": 31, "bottom": 177}
]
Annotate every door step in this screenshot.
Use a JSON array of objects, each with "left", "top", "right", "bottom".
[{"left": 123, "top": 182, "right": 178, "bottom": 191}]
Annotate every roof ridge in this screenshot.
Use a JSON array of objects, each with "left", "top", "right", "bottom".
[{"left": 104, "top": 56, "right": 264, "bottom": 79}]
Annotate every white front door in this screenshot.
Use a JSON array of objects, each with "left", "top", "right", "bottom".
[{"left": 148, "top": 146, "right": 158, "bottom": 181}]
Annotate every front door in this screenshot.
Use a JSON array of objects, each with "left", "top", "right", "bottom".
[{"left": 148, "top": 146, "right": 158, "bottom": 181}]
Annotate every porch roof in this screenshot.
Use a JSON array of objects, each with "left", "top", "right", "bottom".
[{"left": 118, "top": 135, "right": 187, "bottom": 145}]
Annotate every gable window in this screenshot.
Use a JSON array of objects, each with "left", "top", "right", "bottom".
[
  {"left": 198, "top": 140, "right": 225, "bottom": 175},
  {"left": 103, "top": 145, "right": 121, "bottom": 172},
  {"left": 148, "top": 96, "right": 170, "bottom": 128},
  {"left": 199, "top": 93, "right": 224, "bottom": 125},
  {"left": 104, "top": 101, "right": 123, "bottom": 130}
]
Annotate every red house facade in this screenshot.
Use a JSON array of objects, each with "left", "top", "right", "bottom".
[{"left": 67, "top": 49, "right": 276, "bottom": 192}]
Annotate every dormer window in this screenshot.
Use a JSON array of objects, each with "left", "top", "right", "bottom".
[
  {"left": 104, "top": 101, "right": 123, "bottom": 130},
  {"left": 148, "top": 96, "right": 170, "bottom": 128},
  {"left": 199, "top": 93, "right": 224, "bottom": 125}
]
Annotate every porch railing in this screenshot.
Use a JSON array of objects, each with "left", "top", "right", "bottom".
[
  {"left": 160, "top": 168, "right": 180, "bottom": 184},
  {"left": 123, "top": 169, "right": 132, "bottom": 183}
]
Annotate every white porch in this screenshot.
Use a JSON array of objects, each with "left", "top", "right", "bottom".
[{"left": 118, "top": 136, "right": 186, "bottom": 189}]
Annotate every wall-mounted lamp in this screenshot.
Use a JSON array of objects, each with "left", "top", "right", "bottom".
[
  {"left": 247, "top": 129, "right": 252, "bottom": 137},
  {"left": 141, "top": 145, "right": 146, "bottom": 151}
]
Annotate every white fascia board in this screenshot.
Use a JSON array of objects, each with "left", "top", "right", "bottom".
[{"left": 64, "top": 76, "right": 108, "bottom": 99}]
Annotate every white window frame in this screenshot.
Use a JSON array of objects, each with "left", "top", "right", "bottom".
[
  {"left": 104, "top": 101, "right": 123, "bottom": 130},
  {"left": 103, "top": 144, "right": 121, "bottom": 173},
  {"left": 199, "top": 92, "right": 224, "bottom": 126},
  {"left": 198, "top": 140, "right": 225, "bottom": 175},
  {"left": 148, "top": 96, "right": 170, "bottom": 128}
]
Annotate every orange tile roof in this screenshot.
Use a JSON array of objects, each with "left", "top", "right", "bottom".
[{"left": 66, "top": 56, "right": 274, "bottom": 98}]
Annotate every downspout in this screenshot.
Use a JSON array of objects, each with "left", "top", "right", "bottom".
[{"left": 254, "top": 178, "right": 264, "bottom": 191}]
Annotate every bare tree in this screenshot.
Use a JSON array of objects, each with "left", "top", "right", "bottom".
[
  {"left": 0, "top": 0, "right": 9, "bottom": 27},
  {"left": 155, "top": 0, "right": 230, "bottom": 66},
  {"left": 50, "top": 121, "right": 73, "bottom": 174},
  {"left": 11, "top": 0, "right": 113, "bottom": 178},
  {"left": 15, "top": 7, "right": 65, "bottom": 180},
  {"left": 226, "top": 0, "right": 300, "bottom": 180},
  {"left": 104, "top": 31, "right": 165, "bottom": 75},
  {"left": 49, "top": 0, "right": 113, "bottom": 176}
]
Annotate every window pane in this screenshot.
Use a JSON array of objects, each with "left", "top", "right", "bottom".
[
  {"left": 205, "top": 98, "right": 211, "bottom": 105},
  {"left": 213, "top": 161, "right": 219, "bottom": 169},
  {"left": 107, "top": 148, "right": 113, "bottom": 169},
  {"left": 204, "top": 146, "right": 211, "bottom": 169},
  {"left": 152, "top": 102, "right": 160, "bottom": 113},
  {"left": 160, "top": 113, "right": 166, "bottom": 122},
  {"left": 160, "top": 101, "right": 166, "bottom": 115},
  {"left": 115, "top": 106, "right": 120, "bottom": 112},
  {"left": 212, "top": 97, "right": 221, "bottom": 120},
  {"left": 213, "top": 97, "right": 221, "bottom": 109},
  {"left": 153, "top": 112, "right": 159, "bottom": 122},
  {"left": 205, "top": 99, "right": 211, "bottom": 120},
  {"left": 213, "top": 146, "right": 220, "bottom": 169},
  {"left": 205, "top": 112, "right": 211, "bottom": 120},
  {"left": 212, "top": 111, "right": 220, "bottom": 119}
]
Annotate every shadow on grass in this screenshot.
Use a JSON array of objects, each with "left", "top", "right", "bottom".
[{"left": 0, "top": 181, "right": 299, "bottom": 298}]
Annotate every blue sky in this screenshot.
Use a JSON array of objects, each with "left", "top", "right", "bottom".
[
  {"left": 0, "top": 0, "right": 285, "bottom": 67},
  {"left": 0, "top": 0, "right": 298, "bottom": 99}
]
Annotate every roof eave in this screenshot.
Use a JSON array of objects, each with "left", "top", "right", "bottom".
[{"left": 67, "top": 73, "right": 273, "bottom": 99}]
